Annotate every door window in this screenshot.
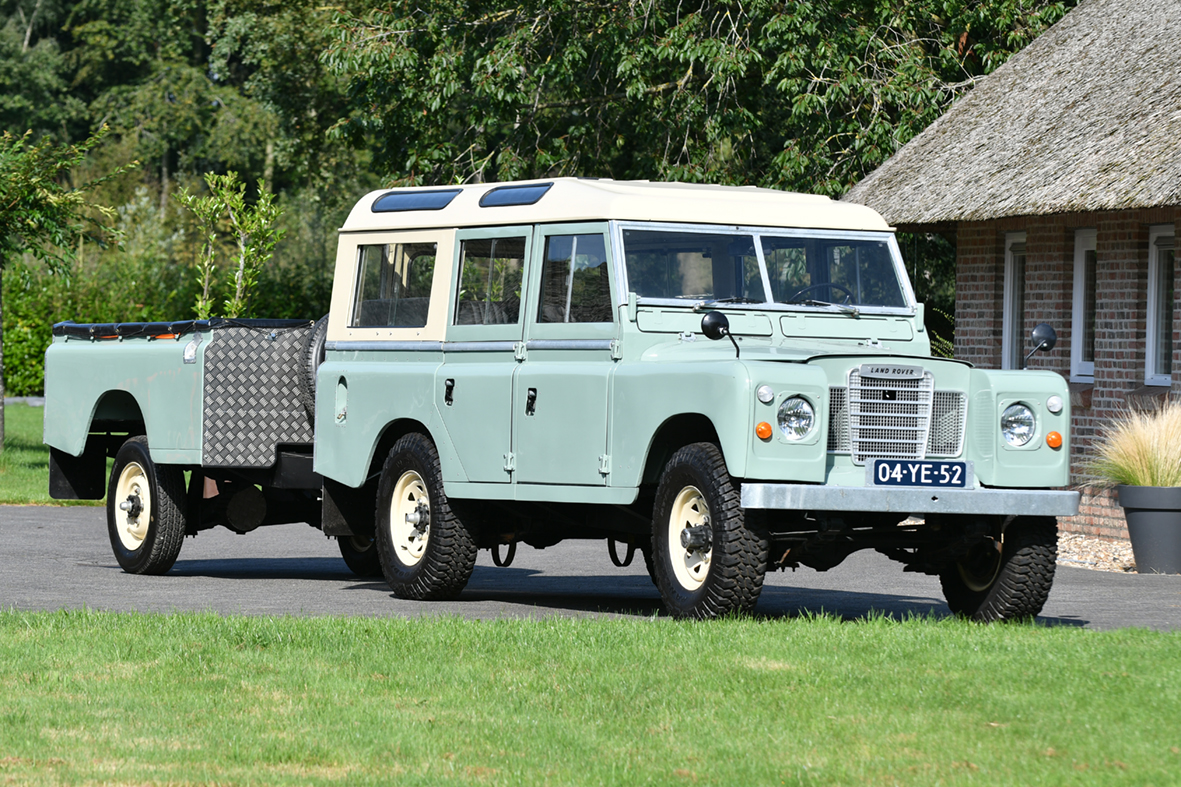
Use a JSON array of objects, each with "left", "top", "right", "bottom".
[{"left": 538, "top": 234, "right": 612, "bottom": 323}]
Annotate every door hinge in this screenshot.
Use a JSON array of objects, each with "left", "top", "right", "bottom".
[
  {"left": 598, "top": 454, "right": 611, "bottom": 475},
  {"left": 514, "top": 342, "right": 527, "bottom": 361},
  {"left": 610, "top": 339, "right": 622, "bottom": 360},
  {"left": 503, "top": 452, "right": 516, "bottom": 472}
]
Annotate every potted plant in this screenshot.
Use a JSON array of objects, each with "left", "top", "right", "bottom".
[{"left": 1088, "top": 400, "right": 1181, "bottom": 574}]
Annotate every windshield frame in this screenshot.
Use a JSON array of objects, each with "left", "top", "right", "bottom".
[{"left": 610, "top": 220, "right": 916, "bottom": 316}]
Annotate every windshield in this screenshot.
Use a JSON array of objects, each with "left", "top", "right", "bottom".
[{"left": 622, "top": 227, "right": 907, "bottom": 309}]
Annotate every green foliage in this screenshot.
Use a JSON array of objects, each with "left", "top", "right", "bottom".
[
  {"left": 322, "top": 0, "right": 1077, "bottom": 193},
  {"left": 2, "top": 609, "right": 1181, "bottom": 784}
]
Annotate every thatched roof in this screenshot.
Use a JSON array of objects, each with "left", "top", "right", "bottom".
[{"left": 842, "top": 0, "right": 1181, "bottom": 225}]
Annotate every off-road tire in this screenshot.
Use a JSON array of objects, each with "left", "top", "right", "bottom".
[
  {"left": 297, "top": 315, "right": 329, "bottom": 422},
  {"left": 651, "top": 442, "right": 769, "bottom": 619},
  {"left": 106, "top": 436, "right": 187, "bottom": 575},
  {"left": 940, "top": 516, "right": 1058, "bottom": 622},
  {"left": 374, "top": 433, "right": 478, "bottom": 599},
  {"left": 337, "top": 535, "right": 383, "bottom": 577}
]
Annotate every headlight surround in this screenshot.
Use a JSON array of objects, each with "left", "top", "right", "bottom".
[
  {"left": 1001, "top": 403, "right": 1036, "bottom": 447},
  {"left": 777, "top": 396, "right": 815, "bottom": 441}
]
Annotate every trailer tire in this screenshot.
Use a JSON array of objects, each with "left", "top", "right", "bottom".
[
  {"left": 651, "top": 442, "right": 769, "bottom": 619},
  {"left": 298, "top": 314, "right": 329, "bottom": 422},
  {"left": 940, "top": 516, "right": 1058, "bottom": 622},
  {"left": 338, "top": 535, "right": 383, "bottom": 577},
  {"left": 107, "top": 436, "right": 187, "bottom": 575},
  {"left": 374, "top": 433, "right": 478, "bottom": 599}
]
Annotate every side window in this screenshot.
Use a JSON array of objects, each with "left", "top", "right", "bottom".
[
  {"left": 351, "top": 242, "right": 436, "bottom": 328},
  {"left": 455, "top": 237, "right": 526, "bottom": 325},
  {"left": 538, "top": 234, "right": 612, "bottom": 323}
]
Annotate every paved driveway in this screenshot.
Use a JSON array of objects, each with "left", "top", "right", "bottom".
[{"left": 3, "top": 505, "right": 1180, "bottom": 630}]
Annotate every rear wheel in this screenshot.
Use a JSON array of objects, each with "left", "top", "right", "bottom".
[
  {"left": 651, "top": 443, "right": 769, "bottom": 619},
  {"left": 106, "top": 436, "right": 187, "bottom": 575},
  {"left": 374, "top": 433, "right": 478, "bottom": 599},
  {"left": 337, "top": 535, "right": 382, "bottom": 577},
  {"left": 940, "top": 516, "right": 1058, "bottom": 622}
]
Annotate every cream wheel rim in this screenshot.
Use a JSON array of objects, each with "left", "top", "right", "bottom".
[
  {"left": 114, "top": 461, "right": 152, "bottom": 551},
  {"left": 668, "top": 486, "right": 711, "bottom": 591},
  {"left": 389, "top": 469, "right": 430, "bottom": 567},
  {"left": 957, "top": 535, "right": 1004, "bottom": 593}
]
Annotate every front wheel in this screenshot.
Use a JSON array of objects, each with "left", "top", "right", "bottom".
[
  {"left": 940, "top": 516, "right": 1058, "bottom": 622},
  {"left": 106, "top": 436, "right": 187, "bottom": 575},
  {"left": 651, "top": 443, "right": 769, "bottom": 619},
  {"left": 374, "top": 433, "right": 478, "bottom": 599}
]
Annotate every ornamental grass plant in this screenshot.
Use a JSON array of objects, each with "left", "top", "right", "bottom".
[{"left": 1088, "top": 400, "right": 1181, "bottom": 488}]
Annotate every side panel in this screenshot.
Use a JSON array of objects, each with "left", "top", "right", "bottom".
[
  {"left": 965, "top": 368, "right": 1072, "bottom": 488},
  {"left": 43, "top": 335, "right": 204, "bottom": 463}
]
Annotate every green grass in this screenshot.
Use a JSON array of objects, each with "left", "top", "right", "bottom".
[
  {"left": 0, "top": 403, "right": 104, "bottom": 506},
  {"left": 2, "top": 611, "right": 1179, "bottom": 786}
]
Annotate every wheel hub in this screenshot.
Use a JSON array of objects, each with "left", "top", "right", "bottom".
[
  {"left": 668, "top": 486, "right": 712, "bottom": 591},
  {"left": 113, "top": 461, "right": 152, "bottom": 551},
  {"left": 390, "top": 470, "right": 431, "bottom": 566}
]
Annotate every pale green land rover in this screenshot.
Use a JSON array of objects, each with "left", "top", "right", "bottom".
[{"left": 43, "top": 179, "right": 1078, "bottom": 619}]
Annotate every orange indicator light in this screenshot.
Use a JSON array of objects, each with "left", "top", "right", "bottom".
[
  {"left": 1046, "top": 431, "right": 1063, "bottom": 449},
  {"left": 756, "top": 422, "right": 773, "bottom": 440}
]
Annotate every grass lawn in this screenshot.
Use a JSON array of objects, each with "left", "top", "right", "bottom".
[
  {"left": 1, "top": 610, "right": 1180, "bottom": 786},
  {"left": 0, "top": 403, "right": 104, "bottom": 506}
]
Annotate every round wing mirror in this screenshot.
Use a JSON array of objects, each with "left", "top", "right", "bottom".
[
  {"left": 1031, "top": 323, "right": 1057, "bottom": 352},
  {"left": 701, "top": 311, "right": 730, "bottom": 341}
]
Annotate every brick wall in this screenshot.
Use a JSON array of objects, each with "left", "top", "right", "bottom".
[{"left": 953, "top": 207, "right": 1179, "bottom": 541}]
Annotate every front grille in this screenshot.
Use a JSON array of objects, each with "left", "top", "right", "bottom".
[
  {"left": 927, "top": 391, "right": 967, "bottom": 457},
  {"left": 848, "top": 366, "right": 934, "bottom": 464},
  {"left": 827, "top": 370, "right": 968, "bottom": 462}
]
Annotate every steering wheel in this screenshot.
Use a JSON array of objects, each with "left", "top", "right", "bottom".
[{"left": 786, "top": 282, "right": 855, "bottom": 304}]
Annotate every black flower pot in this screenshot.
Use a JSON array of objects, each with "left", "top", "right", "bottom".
[{"left": 1117, "top": 485, "right": 1181, "bottom": 574}]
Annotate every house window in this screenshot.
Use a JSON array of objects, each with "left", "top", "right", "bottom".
[
  {"left": 1146, "top": 225, "right": 1176, "bottom": 386},
  {"left": 1001, "top": 233, "right": 1027, "bottom": 370},
  {"left": 1071, "top": 229, "right": 1097, "bottom": 381}
]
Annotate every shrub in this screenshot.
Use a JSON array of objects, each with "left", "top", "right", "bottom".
[{"left": 1087, "top": 401, "right": 1181, "bottom": 488}]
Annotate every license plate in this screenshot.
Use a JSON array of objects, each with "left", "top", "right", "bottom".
[{"left": 869, "top": 459, "right": 972, "bottom": 488}]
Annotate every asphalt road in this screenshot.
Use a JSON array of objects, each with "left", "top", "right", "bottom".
[{"left": 3, "top": 505, "right": 1180, "bottom": 630}]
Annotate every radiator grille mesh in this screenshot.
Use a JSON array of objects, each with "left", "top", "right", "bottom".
[{"left": 927, "top": 391, "right": 967, "bottom": 457}]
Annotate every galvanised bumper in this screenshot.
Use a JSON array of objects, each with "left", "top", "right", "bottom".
[{"left": 741, "top": 484, "right": 1080, "bottom": 517}]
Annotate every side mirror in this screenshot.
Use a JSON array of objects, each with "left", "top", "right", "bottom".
[
  {"left": 701, "top": 311, "right": 740, "bottom": 358},
  {"left": 1023, "top": 323, "right": 1058, "bottom": 366}
]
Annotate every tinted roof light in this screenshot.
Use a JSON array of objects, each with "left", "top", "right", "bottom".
[
  {"left": 479, "top": 182, "right": 553, "bottom": 208},
  {"left": 372, "top": 189, "right": 462, "bottom": 213}
]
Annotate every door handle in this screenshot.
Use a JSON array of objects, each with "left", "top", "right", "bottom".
[
  {"left": 444, "top": 378, "right": 455, "bottom": 406},
  {"left": 525, "top": 387, "right": 537, "bottom": 416}
]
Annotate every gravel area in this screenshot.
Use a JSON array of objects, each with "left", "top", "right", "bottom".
[{"left": 1057, "top": 531, "right": 1136, "bottom": 573}]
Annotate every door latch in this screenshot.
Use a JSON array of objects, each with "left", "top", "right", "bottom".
[
  {"left": 444, "top": 378, "right": 455, "bottom": 406},
  {"left": 525, "top": 387, "right": 537, "bottom": 416}
]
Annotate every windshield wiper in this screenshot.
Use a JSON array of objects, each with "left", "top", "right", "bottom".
[
  {"left": 796, "top": 299, "right": 860, "bottom": 317},
  {"left": 693, "top": 296, "right": 764, "bottom": 312}
]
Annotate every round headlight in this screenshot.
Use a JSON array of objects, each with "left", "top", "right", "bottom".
[
  {"left": 1001, "top": 403, "right": 1036, "bottom": 447},
  {"left": 777, "top": 397, "right": 815, "bottom": 441}
]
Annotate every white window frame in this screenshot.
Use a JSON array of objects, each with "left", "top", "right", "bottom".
[
  {"left": 1146, "top": 224, "right": 1177, "bottom": 386},
  {"left": 1071, "top": 229, "right": 1097, "bottom": 381},
  {"left": 1001, "top": 232, "right": 1027, "bottom": 370}
]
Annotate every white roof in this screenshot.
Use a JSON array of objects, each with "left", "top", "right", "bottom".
[{"left": 341, "top": 178, "right": 892, "bottom": 233}]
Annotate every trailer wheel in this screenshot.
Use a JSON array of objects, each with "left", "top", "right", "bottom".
[
  {"left": 375, "top": 433, "right": 477, "bottom": 599},
  {"left": 940, "top": 516, "right": 1058, "bottom": 622},
  {"left": 107, "top": 436, "right": 187, "bottom": 575},
  {"left": 651, "top": 442, "right": 769, "bottom": 619},
  {"left": 298, "top": 314, "right": 329, "bottom": 422},
  {"left": 337, "top": 535, "right": 383, "bottom": 577}
]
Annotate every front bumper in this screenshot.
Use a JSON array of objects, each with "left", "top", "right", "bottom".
[{"left": 741, "top": 484, "right": 1080, "bottom": 517}]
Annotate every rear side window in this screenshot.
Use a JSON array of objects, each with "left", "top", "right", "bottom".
[
  {"left": 455, "top": 237, "right": 526, "bottom": 325},
  {"left": 352, "top": 242, "right": 437, "bottom": 327},
  {"left": 538, "top": 234, "right": 612, "bottom": 323}
]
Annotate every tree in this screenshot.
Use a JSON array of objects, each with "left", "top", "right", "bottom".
[
  {"left": 321, "top": 0, "right": 1075, "bottom": 194},
  {"left": 0, "top": 126, "right": 133, "bottom": 450}
]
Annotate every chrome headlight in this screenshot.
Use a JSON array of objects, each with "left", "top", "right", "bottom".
[
  {"left": 1001, "top": 403, "right": 1036, "bottom": 446},
  {"left": 777, "top": 396, "right": 815, "bottom": 441}
]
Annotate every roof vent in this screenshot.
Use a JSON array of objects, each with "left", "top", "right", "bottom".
[
  {"left": 372, "top": 189, "right": 461, "bottom": 213},
  {"left": 479, "top": 182, "right": 553, "bottom": 208}
]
